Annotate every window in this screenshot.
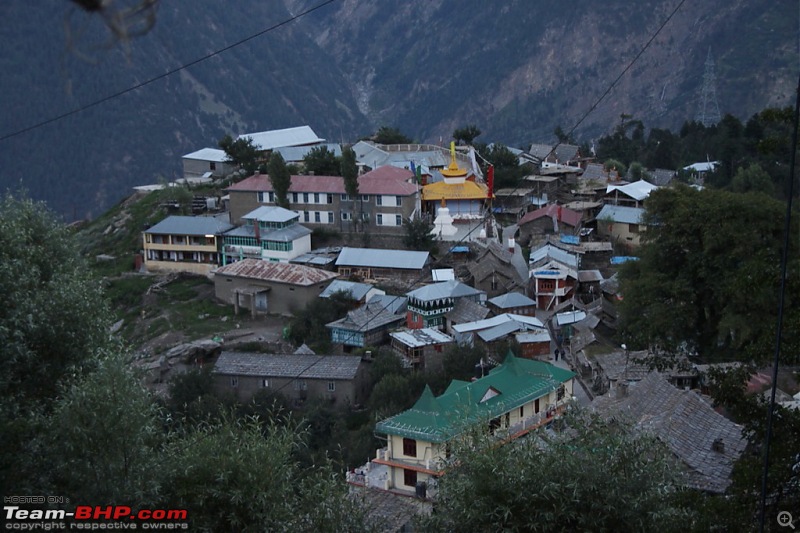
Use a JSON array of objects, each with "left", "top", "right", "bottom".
[
  {"left": 403, "top": 469, "right": 417, "bottom": 488},
  {"left": 327, "top": 212, "right": 334, "bottom": 223},
  {"left": 629, "top": 224, "right": 640, "bottom": 233},
  {"left": 314, "top": 193, "right": 320, "bottom": 204},
  {"left": 314, "top": 211, "right": 321, "bottom": 223},
  {"left": 360, "top": 194, "right": 370, "bottom": 202},
  {"left": 262, "top": 379, "right": 270, "bottom": 388},
  {"left": 304, "top": 212, "right": 310, "bottom": 222},
  {"left": 396, "top": 196, "right": 403, "bottom": 206},
  {"left": 327, "top": 381, "right": 336, "bottom": 392},
  {"left": 293, "top": 380, "right": 307, "bottom": 391},
  {"left": 327, "top": 194, "right": 333, "bottom": 204},
  {"left": 376, "top": 214, "right": 383, "bottom": 225},
  {"left": 341, "top": 212, "right": 352, "bottom": 221},
  {"left": 376, "top": 195, "right": 383, "bottom": 206},
  {"left": 557, "top": 384, "right": 566, "bottom": 401},
  {"left": 539, "top": 280, "right": 555, "bottom": 290},
  {"left": 396, "top": 215, "right": 402, "bottom": 226},
  {"left": 341, "top": 194, "right": 351, "bottom": 201},
  {"left": 402, "top": 438, "right": 416, "bottom": 457},
  {"left": 491, "top": 277, "right": 498, "bottom": 291},
  {"left": 292, "top": 193, "right": 298, "bottom": 203},
  {"left": 269, "top": 191, "right": 275, "bottom": 203},
  {"left": 303, "top": 193, "right": 309, "bottom": 203},
  {"left": 230, "top": 377, "right": 238, "bottom": 388},
  {"left": 519, "top": 406, "right": 524, "bottom": 418},
  {"left": 534, "top": 398, "right": 540, "bottom": 413},
  {"left": 210, "top": 162, "right": 216, "bottom": 170}
]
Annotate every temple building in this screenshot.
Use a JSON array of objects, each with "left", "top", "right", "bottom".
[{"left": 421, "top": 142, "right": 489, "bottom": 218}]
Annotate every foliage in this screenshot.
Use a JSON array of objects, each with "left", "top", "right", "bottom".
[
  {"left": 554, "top": 124, "right": 576, "bottom": 144},
  {"left": 453, "top": 124, "right": 482, "bottom": 145},
  {"left": 287, "top": 291, "right": 354, "bottom": 352},
  {"left": 40, "top": 349, "right": 164, "bottom": 505},
  {"left": 218, "top": 134, "right": 259, "bottom": 175},
  {"left": 161, "top": 415, "right": 370, "bottom": 532},
  {"left": 341, "top": 145, "right": 359, "bottom": 199},
  {"left": 628, "top": 161, "right": 646, "bottom": 181},
  {"left": 475, "top": 142, "right": 525, "bottom": 190},
  {"left": 618, "top": 185, "right": 800, "bottom": 362},
  {"left": 403, "top": 216, "right": 435, "bottom": 251},
  {"left": 372, "top": 126, "right": 413, "bottom": 145},
  {"left": 419, "top": 410, "right": 695, "bottom": 532},
  {"left": 0, "top": 193, "right": 110, "bottom": 406},
  {"left": 730, "top": 162, "right": 774, "bottom": 195},
  {"left": 603, "top": 157, "right": 627, "bottom": 177},
  {"left": 303, "top": 145, "right": 340, "bottom": 176},
  {"left": 267, "top": 151, "right": 292, "bottom": 209}
]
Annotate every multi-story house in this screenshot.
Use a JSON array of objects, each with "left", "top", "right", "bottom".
[
  {"left": 142, "top": 215, "right": 233, "bottom": 275},
  {"left": 225, "top": 166, "right": 419, "bottom": 235},
  {"left": 529, "top": 243, "right": 579, "bottom": 310},
  {"left": 220, "top": 206, "right": 311, "bottom": 265},
  {"left": 349, "top": 355, "right": 575, "bottom": 496},
  {"left": 406, "top": 280, "right": 486, "bottom": 330}
]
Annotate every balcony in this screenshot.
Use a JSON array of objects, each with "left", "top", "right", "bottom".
[{"left": 224, "top": 245, "right": 261, "bottom": 256}]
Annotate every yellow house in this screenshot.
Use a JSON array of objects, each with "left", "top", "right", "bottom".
[
  {"left": 596, "top": 204, "right": 646, "bottom": 250},
  {"left": 143, "top": 215, "right": 233, "bottom": 275},
  {"left": 368, "top": 354, "right": 575, "bottom": 494}
]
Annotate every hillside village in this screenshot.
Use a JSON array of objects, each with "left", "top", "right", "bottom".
[{"left": 84, "top": 122, "right": 791, "bottom": 529}]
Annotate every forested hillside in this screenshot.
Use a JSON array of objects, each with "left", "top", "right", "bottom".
[{"left": 0, "top": 0, "right": 795, "bottom": 218}]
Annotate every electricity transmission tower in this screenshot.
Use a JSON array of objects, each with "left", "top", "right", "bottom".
[{"left": 695, "top": 48, "right": 721, "bottom": 127}]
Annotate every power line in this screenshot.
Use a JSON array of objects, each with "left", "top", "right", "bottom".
[{"left": 0, "top": 0, "right": 338, "bottom": 143}]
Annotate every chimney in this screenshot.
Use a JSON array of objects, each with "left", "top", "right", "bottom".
[
  {"left": 712, "top": 438, "right": 725, "bottom": 453},
  {"left": 616, "top": 381, "right": 629, "bottom": 398}
]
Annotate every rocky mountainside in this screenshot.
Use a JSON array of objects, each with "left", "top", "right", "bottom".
[{"left": 0, "top": 0, "right": 794, "bottom": 218}]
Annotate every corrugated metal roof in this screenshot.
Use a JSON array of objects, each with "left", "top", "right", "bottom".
[
  {"left": 452, "top": 313, "right": 543, "bottom": 334},
  {"left": 145, "top": 215, "right": 234, "bottom": 236},
  {"left": 519, "top": 204, "right": 582, "bottom": 228},
  {"left": 578, "top": 270, "right": 604, "bottom": 283},
  {"left": 555, "top": 310, "right": 587, "bottom": 326},
  {"left": 597, "top": 205, "right": 645, "bottom": 225},
  {"left": 529, "top": 243, "right": 579, "bottom": 268},
  {"left": 182, "top": 147, "right": 229, "bottom": 162},
  {"left": 336, "top": 247, "right": 429, "bottom": 270},
  {"left": 275, "top": 143, "right": 342, "bottom": 162},
  {"left": 237, "top": 126, "right": 323, "bottom": 151},
  {"left": 263, "top": 224, "right": 312, "bottom": 243},
  {"left": 488, "top": 292, "right": 536, "bottom": 309},
  {"left": 477, "top": 320, "right": 524, "bottom": 342},
  {"left": 367, "top": 294, "right": 408, "bottom": 314},
  {"left": 515, "top": 330, "right": 552, "bottom": 343},
  {"left": 213, "top": 351, "right": 361, "bottom": 380},
  {"left": 375, "top": 355, "right": 574, "bottom": 442},
  {"left": 320, "top": 280, "right": 374, "bottom": 301},
  {"left": 214, "top": 258, "right": 338, "bottom": 286},
  {"left": 390, "top": 328, "right": 454, "bottom": 348},
  {"left": 326, "top": 302, "right": 405, "bottom": 331},
  {"left": 242, "top": 206, "right": 299, "bottom": 223},
  {"left": 605, "top": 180, "right": 659, "bottom": 201},
  {"left": 406, "top": 280, "right": 483, "bottom": 302}
]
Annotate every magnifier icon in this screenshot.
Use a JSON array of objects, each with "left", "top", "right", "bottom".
[{"left": 779, "top": 511, "right": 795, "bottom": 529}]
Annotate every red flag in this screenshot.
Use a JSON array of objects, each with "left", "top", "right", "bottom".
[{"left": 487, "top": 165, "right": 494, "bottom": 199}]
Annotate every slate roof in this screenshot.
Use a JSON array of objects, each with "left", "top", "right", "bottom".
[
  {"left": 336, "top": 247, "right": 429, "bottom": 270},
  {"left": 645, "top": 168, "right": 676, "bottom": 187},
  {"left": 182, "top": 147, "right": 229, "bottom": 162},
  {"left": 488, "top": 292, "right": 537, "bottom": 309},
  {"left": 238, "top": 126, "right": 323, "bottom": 151},
  {"left": 390, "top": 328, "right": 454, "bottom": 348},
  {"left": 214, "top": 258, "right": 338, "bottom": 286},
  {"left": 375, "top": 355, "right": 575, "bottom": 442},
  {"left": 366, "top": 294, "right": 408, "bottom": 314},
  {"left": 580, "top": 162, "right": 608, "bottom": 181},
  {"left": 407, "top": 280, "right": 484, "bottom": 302},
  {"left": 553, "top": 144, "right": 581, "bottom": 164},
  {"left": 593, "top": 372, "right": 746, "bottom": 493},
  {"left": 528, "top": 143, "right": 553, "bottom": 160},
  {"left": 469, "top": 243, "right": 525, "bottom": 288},
  {"left": 518, "top": 204, "right": 582, "bottom": 228},
  {"left": 445, "top": 298, "right": 491, "bottom": 324},
  {"left": 578, "top": 270, "right": 604, "bottom": 283},
  {"left": 145, "top": 215, "right": 234, "bottom": 236},
  {"left": 213, "top": 351, "right": 361, "bottom": 380},
  {"left": 326, "top": 302, "right": 405, "bottom": 332},
  {"left": 597, "top": 205, "right": 645, "bottom": 225}
]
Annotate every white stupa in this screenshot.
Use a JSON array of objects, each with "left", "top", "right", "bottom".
[{"left": 430, "top": 199, "right": 458, "bottom": 238}]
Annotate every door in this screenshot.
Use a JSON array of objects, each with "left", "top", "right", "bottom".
[{"left": 255, "top": 292, "right": 268, "bottom": 312}]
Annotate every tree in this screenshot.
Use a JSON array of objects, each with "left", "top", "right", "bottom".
[
  {"left": 373, "top": 126, "right": 413, "bottom": 145},
  {"left": 618, "top": 185, "right": 799, "bottom": 361},
  {"left": 303, "top": 146, "right": 340, "bottom": 176},
  {"left": 453, "top": 124, "right": 482, "bottom": 146},
  {"left": 218, "top": 134, "right": 259, "bottom": 175},
  {"left": 341, "top": 146, "right": 359, "bottom": 198},
  {"left": 730, "top": 162, "right": 774, "bottom": 195},
  {"left": 267, "top": 152, "right": 292, "bottom": 209},
  {"left": 403, "top": 216, "right": 435, "bottom": 251},
  {"left": 553, "top": 124, "right": 576, "bottom": 144},
  {"left": 603, "top": 158, "right": 627, "bottom": 177},
  {"left": 419, "top": 410, "right": 695, "bottom": 532},
  {"left": 628, "top": 161, "right": 646, "bottom": 181}
]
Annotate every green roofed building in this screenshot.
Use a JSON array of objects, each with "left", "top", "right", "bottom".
[{"left": 367, "top": 354, "right": 575, "bottom": 495}]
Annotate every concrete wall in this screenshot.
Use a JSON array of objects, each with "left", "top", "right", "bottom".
[
  {"left": 214, "top": 274, "right": 331, "bottom": 316},
  {"left": 213, "top": 372, "right": 366, "bottom": 407}
]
